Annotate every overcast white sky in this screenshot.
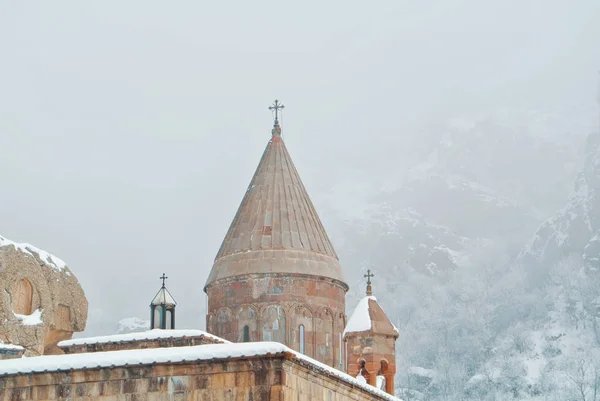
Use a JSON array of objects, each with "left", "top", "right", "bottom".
[{"left": 1, "top": 1, "right": 599, "bottom": 332}]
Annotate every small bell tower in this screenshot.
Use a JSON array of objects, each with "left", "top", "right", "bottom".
[
  {"left": 150, "top": 273, "right": 177, "bottom": 330},
  {"left": 343, "top": 270, "right": 399, "bottom": 395}
]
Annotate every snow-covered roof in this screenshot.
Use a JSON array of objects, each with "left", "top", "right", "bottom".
[
  {"left": 0, "top": 342, "right": 401, "bottom": 400},
  {"left": 344, "top": 296, "right": 399, "bottom": 337},
  {"left": 58, "top": 329, "right": 228, "bottom": 347},
  {"left": 344, "top": 296, "right": 376, "bottom": 336},
  {"left": 0, "top": 342, "right": 24, "bottom": 351},
  {"left": 0, "top": 234, "right": 68, "bottom": 273}
]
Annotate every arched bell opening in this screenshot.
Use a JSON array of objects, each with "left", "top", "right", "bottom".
[
  {"left": 356, "top": 359, "right": 370, "bottom": 383},
  {"left": 150, "top": 304, "right": 176, "bottom": 330},
  {"left": 378, "top": 358, "right": 394, "bottom": 395}
]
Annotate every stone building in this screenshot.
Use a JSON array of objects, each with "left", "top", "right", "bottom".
[
  {"left": 0, "top": 334, "right": 399, "bottom": 401},
  {"left": 0, "top": 104, "right": 401, "bottom": 400},
  {"left": 344, "top": 272, "right": 399, "bottom": 395},
  {"left": 0, "top": 235, "right": 88, "bottom": 356},
  {"left": 0, "top": 276, "right": 400, "bottom": 400},
  {"left": 204, "top": 113, "right": 348, "bottom": 370}
]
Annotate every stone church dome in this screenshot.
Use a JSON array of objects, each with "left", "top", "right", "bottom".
[
  {"left": 204, "top": 105, "right": 348, "bottom": 369},
  {"left": 204, "top": 123, "right": 345, "bottom": 289}
]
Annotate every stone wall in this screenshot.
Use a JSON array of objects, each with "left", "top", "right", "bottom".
[
  {"left": 283, "top": 361, "right": 393, "bottom": 401},
  {"left": 346, "top": 335, "right": 397, "bottom": 395},
  {"left": 60, "top": 334, "right": 225, "bottom": 354},
  {"left": 206, "top": 273, "right": 347, "bottom": 369},
  {"left": 0, "top": 354, "right": 395, "bottom": 401}
]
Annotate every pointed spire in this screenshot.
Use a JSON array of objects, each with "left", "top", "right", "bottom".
[
  {"left": 343, "top": 278, "right": 398, "bottom": 339},
  {"left": 204, "top": 117, "right": 345, "bottom": 289}
]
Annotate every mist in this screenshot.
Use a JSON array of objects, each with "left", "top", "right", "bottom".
[{"left": 1, "top": 2, "right": 600, "bottom": 399}]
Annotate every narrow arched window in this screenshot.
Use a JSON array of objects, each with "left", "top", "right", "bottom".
[
  {"left": 243, "top": 325, "right": 250, "bottom": 342},
  {"left": 14, "top": 279, "right": 33, "bottom": 315},
  {"left": 165, "top": 309, "right": 172, "bottom": 329},
  {"left": 339, "top": 332, "right": 343, "bottom": 367},
  {"left": 299, "top": 325, "right": 305, "bottom": 354},
  {"left": 157, "top": 305, "right": 165, "bottom": 328}
]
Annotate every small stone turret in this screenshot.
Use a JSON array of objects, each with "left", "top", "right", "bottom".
[
  {"left": 150, "top": 274, "right": 176, "bottom": 330},
  {"left": 343, "top": 272, "right": 398, "bottom": 396}
]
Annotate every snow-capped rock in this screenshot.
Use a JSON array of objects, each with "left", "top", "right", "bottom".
[
  {"left": 521, "top": 130, "right": 600, "bottom": 270},
  {"left": 116, "top": 317, "right": 150, "bottom": 334}
]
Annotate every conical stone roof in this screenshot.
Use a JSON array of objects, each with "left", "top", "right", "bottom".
[{"left": 204, "top": 123, "right": 346, "bottom": 289}]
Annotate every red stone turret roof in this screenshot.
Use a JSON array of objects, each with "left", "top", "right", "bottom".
[
  {"left": 343, "top": 296, "right": 399, "bottom": 339},
  {"left": 204, "top": 123, "right": 346, "bottom": 289}
]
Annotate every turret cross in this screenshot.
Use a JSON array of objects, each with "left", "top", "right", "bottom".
[
  {"left": 364, "top": 269, "right": 374, "bottom": 285},
  {"left": 268, "top": 99, "right": 285, "bottom": 125},
  {"left": 160, "top": 273, "right": 168, "bottom": 288}
]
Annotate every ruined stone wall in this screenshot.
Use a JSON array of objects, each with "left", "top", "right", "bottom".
[
  {"left": 0, "top": 245, "right": 87, "bottom": 356},
  {"left": 206, "top": 273, "right": 347, "bottom": 369},
  {"left": 0, "top": 356, "right": 393, "bottom": 401}
]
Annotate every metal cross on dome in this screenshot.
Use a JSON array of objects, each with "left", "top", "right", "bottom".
[
  {"left": 364, "top": 269, "right": 374, "bottom": 285},
  {"left": 268, "top": 99, "right": 285, "bottom": 125},
  {"left": 159, "top": 273, "right": 168, "bottom": 288}
]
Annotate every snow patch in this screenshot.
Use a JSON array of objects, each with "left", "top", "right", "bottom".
[
  {"left": 344, "top": 296, "right": 376, "bottom": 336},
  {"left": 0, "top": 342, "right": 24, "bottom": 351},
  {"left": 408, "top": 366, "right": 437, "bottom": 379},
  {"left": 377, "top": 375, "right": 386, "bottom": 390},
  {"left": 116, "top": 317, "right": 150, "bottom": 334},
  {"left": 13, "top": 309, "right": 43, "bottom": 326},
  {"left": 356, "top": 373, "right": 367, "bottom": 383}
]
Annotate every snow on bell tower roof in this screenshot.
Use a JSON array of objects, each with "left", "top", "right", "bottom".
[
  {"left": 204, "top": 101, "right": 346, "bottom": 290},
  {"left": 343, "top": 272, "right": 398, "bottom": 338}
]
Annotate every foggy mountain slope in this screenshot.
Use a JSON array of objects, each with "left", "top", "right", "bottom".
[
  {"left": 323, "top": 108, "right": 589, "bottom": 285},
  {"left": 521, "top": 130, "right": 600, "bottom": 271},
  {"left": 421, "top": 108, "right": 588, "bottom": 217},
  {"left": 320, "top": 108, "right": 598, "bottom": 399}
]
